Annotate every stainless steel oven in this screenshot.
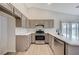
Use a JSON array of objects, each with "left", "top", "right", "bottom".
[
  {"left": 35, "top": 35, "right": 45, "bottom": 40},
  {"left": 35, "top": 29, "right": 45, "bottom": 40}
]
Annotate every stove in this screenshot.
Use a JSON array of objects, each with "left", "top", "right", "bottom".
[{"left": 35, "top": 29, "right": 45, "bottom": 40}]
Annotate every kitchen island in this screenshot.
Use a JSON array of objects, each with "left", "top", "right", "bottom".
[
  {"left": 45, "top": 31, "right": 79, "bottom": 55},
  {"left": 16, "top": 28, "right": 79, "bottom": 55}
]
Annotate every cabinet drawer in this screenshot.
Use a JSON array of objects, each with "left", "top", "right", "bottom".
[{"left": 0, "top": 3, "right": 13, "bottom": 12}]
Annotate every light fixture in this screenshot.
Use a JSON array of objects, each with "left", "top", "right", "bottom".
[
  {"left": 48, "top": 3, "right": 52, "bottom": 5},
  {"left": 75, "top": 5, "right": 79, "bottom": 8}
]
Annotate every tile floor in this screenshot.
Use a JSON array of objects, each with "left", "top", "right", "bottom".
[{"left": 16, "top": 44, "right": 54, "bottom": 55}]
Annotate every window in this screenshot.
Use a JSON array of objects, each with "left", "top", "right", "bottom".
[
  {"left": 62, "top": 23, "right": 66, "bottom": 37},
  {"left": 61, "top": 22, "right": 79, "bottom": 40},
  {"left": 62, "top": 23, "right": 70, "bottom": 39},
  {"left": 71, "top": 23, "right": 77, "bottom": 40}
]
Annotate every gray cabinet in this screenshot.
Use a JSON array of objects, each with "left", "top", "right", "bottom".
[
  {"left": 0, "top": 11, "right": 16, "bottom": 54},
  {"left": 16, "top": 34, "right": 31, "bottom": 52},
  {"left": 7, "top": 15, "right": 16, "bottom": 52},
  {"left": 29, "top": 20, "right": 36, "bottom": 28},
  {"left": 28, "top": 20, "right": 54, "bottom": 28},
  {"left": 48, "top": 34, "right": 52, "bottom": 48},
  {"left": 48, "top": 34, "right": 64, "bottom": 55},
  {"left": 48, "top": 20, "right": 54, "bottom": 28},
  {"left": 22, "top": 15, "right": 27, "bottom": 28},
  {"left": 0, "top": 3, "right": 13, "bottom": 12},
  {"left": 53, "top": 38, "right": 64, "bottom": 55},
  {"left": 14, "top": 7, "right": 22, "bottom": 18},
  {"left": 31, "top": 33, "right": 35, "bottom": 43},
  {"left": 0, "top": 16, "right": 1, "bottom": 54},
  {"left": 16, "top": 18, "right": 22, "bottom": 27},
  {"left": 27, "top": 34, "right": 31, "bottom": 48},
  {"left": 45, "top": 33, "right": 49, "bottom": 43},
  {"left": 0, "top": 14, "right": 8, "bottom": 54},
  {"left": 16, "top": 35, "right": 28, "bottom": 52},
  {"left": 65, "top": 44, "right": 79, "bottom": 55}
]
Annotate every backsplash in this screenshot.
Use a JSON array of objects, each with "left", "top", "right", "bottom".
[{"left": 16, "top": 27, "right": 57, "bottom": 35}]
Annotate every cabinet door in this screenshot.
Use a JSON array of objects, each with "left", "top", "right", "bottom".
[
  {"left": 51, "top": 36, "right": 55, "bottom": 50},
  {"left": 16, "top": 19, "right": 22, "bottom": 27},
  {"left": 48, "top": 34, "right": 52, "bottom": 47},
  {"left": 45, "top": 33, "right": 49, "bottom": 43},
  {"left": 31, "top": 33, "right": 35, "bottom": 43},
  {"left": 7, "top": 15, "right": 16, "bottom": 52},
  {"left": 27, "top": 35, "right": 31, "bottom": 48},
  {"left": 0, "top": 13, "right": 8, "bottom": 54},
  {"left": 0, "top": 11, "right": 16, "bottom": 54},
  {"left": 26, "top": 20, "right": 30, "bottom": 28},
  {"left": 0, "top": 3, "right": 13, "bottom": 12},
  {"left": 16, "top": 35, "right": 28, "bottom": 52},
  {"left": 54, "top": 39, "right": 64, "bottom": 55},
  {"left": 48, "top": 20, "right": 53, "bottom": 28},
  {"left": 44, "top": 20, "right": 48, "bottom": 28},
  {"left": 14, "top": 7, "right": 22, "bottom": 18},
  {"left": 0, "top": 16, "right": 1, "bottom": 54},
  {"left": 22, "top": 15, "right": 27, "bottom": 28}
]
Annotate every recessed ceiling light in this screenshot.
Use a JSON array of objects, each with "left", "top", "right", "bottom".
[
  {"left": 48, "top": 3, "right": 52, "bottom": 5},
  {"left": 75, "top": 5, "right": 79, "bottom": 8}
]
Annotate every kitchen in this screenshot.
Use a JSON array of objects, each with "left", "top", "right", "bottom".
[{"left": 0, "top": 3, "right": 79, "bottom": 55}]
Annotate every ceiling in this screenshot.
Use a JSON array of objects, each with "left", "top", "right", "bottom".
[{"left": 25, "top": 3, "right": 79, "bottom": 16}]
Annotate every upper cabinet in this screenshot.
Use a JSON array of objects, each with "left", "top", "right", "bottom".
[
  {"left": 48, "top": 20, "right": 54, "bottom": 28},
  {"left": 0, "top": 3, "right": 28, "bottom": 28},
  {"left": 22, "top": 14, "right": 27, "bottom": 28},
  {"left": 16, "top": 18, "right": 22, "bottom": 27},
  {"left": 28, "top": 20, "right": 54, "bottom": 28},
  {"left": 14, "top": 7, "right": 22, "bottom": 18},
  {"left": 0, "top": 3, "right": 14, "bottom": 13}
]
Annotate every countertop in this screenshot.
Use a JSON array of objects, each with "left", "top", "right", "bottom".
[
  {"left": 15, "top": 28, "right": 35, "bottom": 35},
  {"left": 15, "top": 28, "right": 79, "bottom": 46},
  {"left": 46, "top": 31, "right": 79, "bottom": 46}
]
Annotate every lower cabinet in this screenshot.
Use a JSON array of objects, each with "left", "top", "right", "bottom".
[
  {"left": 48, "top": 34, "right": 64, "bottom": 55},
  {"left": 53, "top": 39, "right": 64, "bottom": 55},
  {"left": 65, "top": 44, "right": 79, "bottom": 55},
  {"left": 45, "top": 33, "right": 49, "bottom": 44},
  {"left": 16, "top": 34, "right": 31, "bottom": 52},
  {"left": 48, "top": 34, "right": 52, "bottom": 47},
  {"left": 31, "top": 33, "right": 35, "bottom": 43},
  {"left": 27, "top": 34, "right": 31, "bottom": 48}
]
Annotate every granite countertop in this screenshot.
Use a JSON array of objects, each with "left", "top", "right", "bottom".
[
  {"left": 15, "top": 28, "right": 35, "bottom": 35},
  {"left": 46, "top": 31, "right": 79, "bottom": 46},
  {"left": 15, "top": 28, "right": 79, "bottom": 46}
]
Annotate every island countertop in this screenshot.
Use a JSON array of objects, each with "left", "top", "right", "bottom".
[
  {"left": 45, "top": 31, "right": 79, "bottom": 46},
  {"left": 15, "top": 28, "right": 79, "bottom": 46}
]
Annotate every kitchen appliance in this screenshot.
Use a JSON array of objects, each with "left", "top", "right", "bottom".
[
  {"left": 35, "top": 24, "right": 45, "bottom": 44},
  {"left": 35, "top": 29, "right": 45, "bottom": 40}
]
